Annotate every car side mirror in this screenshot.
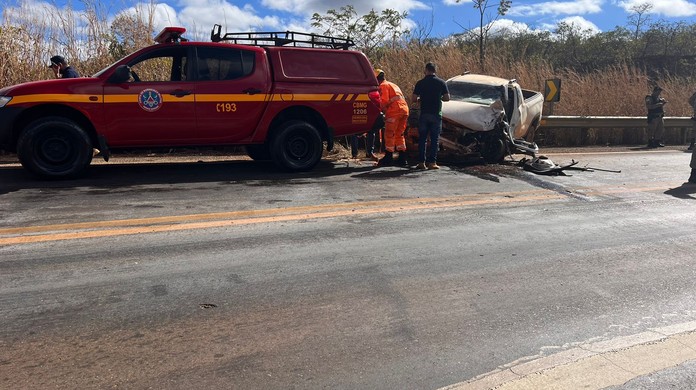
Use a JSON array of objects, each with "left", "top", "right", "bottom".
[{"left": 108, "top": 65, "right": 131, "bottom": 83}]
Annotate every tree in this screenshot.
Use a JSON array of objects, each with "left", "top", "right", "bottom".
[
  {"left": 311, "top": 6, "right": 409, "bottom": 60},
  {"left": 627, "top": 2, "right": 653, "bottom": 40},
  {"left": 109, "top": 2, "right": 158, "bottom": 58},
  {"left": 455, "top": 0, "right": 512, "bottom": 71}
]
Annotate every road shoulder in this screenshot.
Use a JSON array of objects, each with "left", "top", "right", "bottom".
[{"left": 443, "top": 321, "right": 696, "bottom": 390}]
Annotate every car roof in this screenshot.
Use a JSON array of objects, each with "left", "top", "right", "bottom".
[{"left": 447, "top": 73, "right": 510, "bottom": 86}]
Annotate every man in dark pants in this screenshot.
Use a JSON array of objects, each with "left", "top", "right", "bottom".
[
  {"left": 48, "top": 55, "right": 79, "bottom": 78},
  {"left": 351, "top": 113, "right": 383, "bottom": 160},
  {"left": 411, "top": 62, "right": 450, "bottom": 169}
]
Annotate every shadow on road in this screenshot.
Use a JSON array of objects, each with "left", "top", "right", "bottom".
[
  {"left": 0, "top": 159, "right": 377, "bottom": 195},
  {"left": 664, "top": 183, "right": 696, "bottom": 200}
]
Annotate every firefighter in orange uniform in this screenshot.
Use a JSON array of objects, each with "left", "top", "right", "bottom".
[{"left": 375, "top": 69, "right": 410, "bottom": 166}]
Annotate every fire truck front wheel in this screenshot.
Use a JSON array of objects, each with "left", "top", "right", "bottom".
[
  {"left": 270, "top": 120, "right": 323, "bottom": 172},
  {"left": 16, "top": 117, "right": 93, "bottom": 179}
]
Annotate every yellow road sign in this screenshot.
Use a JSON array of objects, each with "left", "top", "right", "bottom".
[{"left": 545, "top": 78, "right": 561, "bottom": 102}]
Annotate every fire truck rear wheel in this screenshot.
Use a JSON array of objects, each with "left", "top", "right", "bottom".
[
  {"left": 16, "top": 117, "right": 93, "bottom": 179},
  {"left": 270, "top": 120, "right": 323, "bottom": 172}
]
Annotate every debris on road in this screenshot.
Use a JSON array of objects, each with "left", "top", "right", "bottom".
[{"left": 519, "top": 155, "right": 621, "bottom": 175}]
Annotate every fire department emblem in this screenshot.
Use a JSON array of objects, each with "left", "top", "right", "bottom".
[{"left": 138, "top": 89, "right": 162, "bottom": 112}]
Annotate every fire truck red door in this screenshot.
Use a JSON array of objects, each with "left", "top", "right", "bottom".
[
  {"left": 102, "top": 46, "right": 197, "bottom": 146},
  {"left": 193, "top": 46, "right": 271, "bottom": 142}
]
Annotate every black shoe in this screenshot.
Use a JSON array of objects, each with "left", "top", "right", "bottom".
[
  {"left": 647, "top": 139, "right": 656, "bottom": 148},
  {"left": 690, "top": 170, "right": 696, "bottom": 183},
  {"left": 396, "top": 152, "right": 409, "bottom": 167},
  {"left": 378, "top": 152, "right": 394, "bottom": 166},
  {"left": 689, "top": 144, "right": 694, "bottom": 151},
  {"left": 656, "top": 140, "right": 665, "bottom": 147}
]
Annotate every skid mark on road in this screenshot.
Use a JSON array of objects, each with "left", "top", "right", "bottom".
[{"left": 0, "top": 191, "right": 563, "bottom": 246}]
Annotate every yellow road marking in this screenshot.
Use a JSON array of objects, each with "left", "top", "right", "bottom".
[{"left": 0, "top": 192, "right": 562, "bottom": 246}]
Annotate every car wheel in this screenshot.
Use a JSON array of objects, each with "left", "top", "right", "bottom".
[
  {"left": 17, "top": 117, "right": 93, "bottom": 179},
  {"left": 270, "top": 120, "right": 323, "bottom": 172},
  {"left": 481, "top": 135, "right": 507, "bottom": 164},
  {"left": 245, "top": 144, "right": 271, "bottom": 161}
]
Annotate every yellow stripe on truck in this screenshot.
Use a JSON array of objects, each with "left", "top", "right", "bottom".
[
  {"left": 195, "top": 94, "right": 269, "bottom": 102},
  {"left": 103, "top": 95, "right": 196, "bottom": 103},
  {"left": 7, "top": 93, "right": 369, "bottom": 105},
  {"left": 8, "top": 94, "right": 102, "bottom": 105}
]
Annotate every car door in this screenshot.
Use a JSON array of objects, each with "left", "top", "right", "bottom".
[
  {"left": 507, "top": 86, "right": 527, "bottom": 138},
  {"left": 193, "top": 45, "right": 271, "bottom": 142},
  {"left": 102, "top": 45, "right": 197, "bottom": 146}
]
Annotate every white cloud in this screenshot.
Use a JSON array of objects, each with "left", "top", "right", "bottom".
[
  {"left": 532, "top": 16, "right": 601, "bottom": 38},
  {"left": 4, "top": 0, "right": 84, "bottom": 29},
  {"left": 509, "top": 0, "right": 604, "bottom": 17},
  {"left": 258, "top": 0, "right": 424, "bottom": 38},
  {"left": 486, "top": 19, "right": 538, "bottom": 34},
  {"left": 615, "top": 0, "right": 696, "bottom": 17},
  {"left": 557, "top": 15, "right": 601, "bottom": 33},
  {"left": 260, "top": 0, "right": 429, "bottom": 15},
  {"left": 115, "top": 1, "right": 284, "bottom": 40}
]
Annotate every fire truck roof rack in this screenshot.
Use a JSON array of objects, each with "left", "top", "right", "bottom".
[{"left": 210, "top": 24, "right": 354, "bottom": 50}]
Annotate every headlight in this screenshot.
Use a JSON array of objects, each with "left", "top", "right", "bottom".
[{"left": 0, "top": 96, "right": 11, "bottom": 108}]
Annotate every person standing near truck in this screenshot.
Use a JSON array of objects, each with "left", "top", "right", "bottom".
[
  {"left": 48, "top": 55, "right": 79, "bottom": 79},
  {"left": 375, "top": 69, "right": 410, "bottom": 167},
  {"left": 412, "top": 62, "right": 450, "bottom": 169},
  {"left": 645, "top": 85, "right": 666, "bottom": 148},
  {"left": 687, "top": 90, "right": 696, "bottom": 150}
]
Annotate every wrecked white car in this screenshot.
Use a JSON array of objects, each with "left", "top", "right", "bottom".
[{"left": 408, "top": 73, "right": 543, "bottom": 163}]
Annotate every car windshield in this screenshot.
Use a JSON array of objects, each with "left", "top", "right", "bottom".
[{"left": 447, "top": 81, "right": 505, "bottom": 105}]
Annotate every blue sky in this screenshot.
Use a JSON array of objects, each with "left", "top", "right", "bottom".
[{"left": 5, "top": 0, "right": 696, "bottom": 40}]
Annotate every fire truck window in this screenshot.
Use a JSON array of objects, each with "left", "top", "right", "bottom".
[
  {"left": 196, "top": 46, "right": 255, "bottom": 81},
  {"left": 129, "top": 47, "right": 188, "bottom": 82}
]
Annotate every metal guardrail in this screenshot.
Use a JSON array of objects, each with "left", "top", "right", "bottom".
[{"left": 539, "top": 116, "right": 695, "bottom": 129}]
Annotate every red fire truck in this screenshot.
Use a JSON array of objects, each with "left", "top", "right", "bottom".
[{"left": 0, "top": 26, "right": 382, "bottom": 178}]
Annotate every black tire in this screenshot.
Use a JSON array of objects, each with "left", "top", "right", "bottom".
[
  {"left": 245, "top": 144, "right": 271, "bottom": 161},
  {"left": 16, "top": 117, "right": 93, "bottom": 179},
  {"left": 481, "top": 135, "right": 507, "bottom": 164},
  {"left": 270, "top": 120, "right": 323, "bottom": 172}
]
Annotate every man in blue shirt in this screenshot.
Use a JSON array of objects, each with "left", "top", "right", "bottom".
[
  {"left": 412, "top": 62, "right": 450, "bottom": 169},
  {"left": 48, "top": 55, "right": 80, "bottom": 78}
]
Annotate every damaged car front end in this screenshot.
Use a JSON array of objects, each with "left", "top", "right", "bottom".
[{"left": 406, "top": 73, "right": 541, "bottom": 164}]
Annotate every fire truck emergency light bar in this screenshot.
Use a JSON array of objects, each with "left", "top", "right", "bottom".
[{"left": 154, "top": 27, "right": 188, "bottom": 44}]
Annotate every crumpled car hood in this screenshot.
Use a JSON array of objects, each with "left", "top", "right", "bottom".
[{"left": 442, "top": 100, "right": 504, "bottom": 132}]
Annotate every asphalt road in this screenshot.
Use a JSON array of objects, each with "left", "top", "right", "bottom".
[{"left": 1, "top": 146, "right": 696, "bottom": 389}]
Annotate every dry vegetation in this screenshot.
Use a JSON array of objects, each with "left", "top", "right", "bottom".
[{"left": 1, "top": 1, "right": 693, "bottom": 146}]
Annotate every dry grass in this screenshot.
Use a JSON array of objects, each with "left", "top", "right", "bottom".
[{"left": 1, "top": 3, "right": 693, "bottom": 146}]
